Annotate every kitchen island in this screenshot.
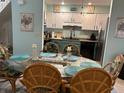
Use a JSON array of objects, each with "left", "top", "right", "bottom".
[
  {"left": 50, "top": 38, "right": 81, "bottom": 53},
  {"left": 49, "top": 38, "right": 101, "bottom": 60}
]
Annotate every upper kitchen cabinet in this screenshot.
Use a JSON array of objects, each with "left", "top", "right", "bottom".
[
  {"left": 81, "top": 14, "right": 97, "bottom": 30},
  {"left": 63, "top": 13, "right": 82, "bottom": 26},
  {"left": 81, "top": 14, "right": 108, "bottom": 31},
  {"left": 46, "top": 12, "right": 64, "bottom": 28},
  {"left": 46, "top": 12, "right": 82, "bottom": 28},
  {"left": 55, "top": 13, "right": 64, "bottom": 28},
  {"left": 95, "top": 14, "right": 108, "bottom": 30},
  {"left": 46, "top": 12, "right": 53, "bottom": 28}
]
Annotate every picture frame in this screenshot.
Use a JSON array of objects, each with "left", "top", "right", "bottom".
[
  {"left": 115, "top": 17, "right": 124, "bottom": 38},
  {"left": 20, "top": 13, "right": 34, "bottom": 32}
]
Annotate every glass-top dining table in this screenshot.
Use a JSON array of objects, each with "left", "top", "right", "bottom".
[
  {"left": 0, "top": 52, "right": 102, "bottom": 93},
  {"left": 0, "top": 52, "right": 118, "bottom": 93},
  {"left": 9, "top": 52, "right": 102, "bottom": 77}
]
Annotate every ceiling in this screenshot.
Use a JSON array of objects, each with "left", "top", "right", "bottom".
[{"left": 46, "top": 0, "right": 111, "bottom": 6}]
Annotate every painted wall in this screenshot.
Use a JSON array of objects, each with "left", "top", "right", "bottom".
[
  {"left": 11, "top": 0, "right": 43, "bottom": 55},
  {"left": 103, "top": 0, "right": 124, "bottom": 65},
  {"left": 47, "top": 5, "right": 110, "bottom": 14}
]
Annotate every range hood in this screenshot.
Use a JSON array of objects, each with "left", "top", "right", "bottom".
[
  {"left": 63, "top": 22, "right": 82, "bottom": 27},
  {"left": 63, "top": 25, "right": 82, "bottom": 30}
]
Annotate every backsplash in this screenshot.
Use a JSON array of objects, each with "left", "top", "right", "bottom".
[{"left": 50, "top": 29, "right": 98, "bottom": 39}]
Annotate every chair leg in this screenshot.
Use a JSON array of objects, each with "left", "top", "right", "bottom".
[{"left": 9, "top": 79, "right": 17, "bottom": 93}]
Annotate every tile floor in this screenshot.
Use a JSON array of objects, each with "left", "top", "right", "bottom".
[{"left": 114, "top": 78, "right": 124, "bottom": 93}]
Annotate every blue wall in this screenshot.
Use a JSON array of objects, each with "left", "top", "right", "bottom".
[
  {"left": 11, "top": 0, "right": 43, "bottom": 55},
  {"left": 103, "top": 0, "right": 124, "bottom": 65}
]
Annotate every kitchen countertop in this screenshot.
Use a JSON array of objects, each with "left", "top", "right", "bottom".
[
  {"left": 79, "top": 39, "right": 98, "bottom": 43},
  {"left": 51, "top": 38, "right": 99, "bottom": 43}
]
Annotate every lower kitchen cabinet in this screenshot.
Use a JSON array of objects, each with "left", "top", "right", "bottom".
[
  {"left": 80, "top": 42, "right": 95, "bottom": 59},
  {"left": 50, "top": 39, "right": 81, "bottom": 53},
  {"left": 80, "top": 41, "right": 103, "bottom": 61}
]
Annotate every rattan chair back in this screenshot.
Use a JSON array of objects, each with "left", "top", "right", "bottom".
[
  {"left": 63, "top": 44, "right": 80, "bottom": 56},
  {"left": 0, "top": 45, "right": 9, "bottom": 60},
  {"left": 20, "top": 62, "right": 61, "bottom": 93},
  {"left": 103, "top": 54, "right": 124, "bottom": 86},
  {"left": 70, "top": 68, "right": 112, "bottom": 93},
  {"left": 44, "top": 42, "right": 60, "bottom": 53}
]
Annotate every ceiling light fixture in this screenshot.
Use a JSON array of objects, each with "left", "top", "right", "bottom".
[
  {"left": 61, "top": 1, "right": 64, "bottom": 5},
  {"left": 88, "top": 2, "right": 92, "bottom": 5}
]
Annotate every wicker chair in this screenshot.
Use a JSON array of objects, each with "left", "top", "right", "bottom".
[
  {"left": 0, "top": 66, "right": 22, "bottom": 93},
  {"left": 70, "top": 68, "right": 112, "bottom": 93},
  {"left": 43, "top": 42, "right": 60, "bottom": 53},
  {"left": 103, "top": 54, "right": 124, "bottom": 86},
  {"left": 20, "top": 62, "right": 62, "bottom": 93},
  {"left": 63, "top": 44, "right": 80, "bottom": 56},
  {"left": 0, "top": 45, "right": 9, "bottom": 60},
  {"left": 0, "top": 45, "right": 19, "bottom": 93}
]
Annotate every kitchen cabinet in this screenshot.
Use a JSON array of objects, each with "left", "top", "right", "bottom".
[
  {"left": 51, "top": 39, "right": 81, "bottom": 53},
  {"left": 55, "top": 13, "right": 64, "bottom": 28},
  {"left": 46, "top": 12, "right": 64, "bottom": 28},
  {"left": 95, "top": 14, "right": 108, "bottom": 30},
  {"left": 46, "top": 12, "right": 53, "bottom": 28},
  {"left": 81, "top": 14, "right": 108, "bottom": 31},
  {"left": 63, "top": 13, "right": 82, "bottom": 24},
  {"left": 46, "top": 12, "right": 108, "bottom": 30},
  {"left": 81, "top": 14, "right": 97, "bottom": 30},
  {"left": 46, "top": 12, "right": 82, "bottom": 28},
  {"left": 80, "top": 41, "right": 96, "bottom": 59}
]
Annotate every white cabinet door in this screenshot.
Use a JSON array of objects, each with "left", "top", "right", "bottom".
[
  {"left": 95, "top": 14, "right": 108, "bottom": 30},
  {"left": 46, "top": 12, "right": 108, "bottom": 30},
  {"left": 71, "top": 13, "right": 82, "bottom": 23},
  {"left": 46, "top": 12, "right": 64, "bottom": 28},
  {"left": 55, "top": 13, "right": 64, "bottom": 28},
  {"left": 63, "top": 13, "right": 82, "bottom": 26},
  {"left": 62, "top": 13, "right": 72, "bottom": 23},
  {"left": 46, "top": 12, "right": 55, "bottom": 28},
  {"left": 81, "top": 14, "right": 96, "bottom": 30},
  {"left": 46, "top": 12, "right": 52, "bottom": 28}
]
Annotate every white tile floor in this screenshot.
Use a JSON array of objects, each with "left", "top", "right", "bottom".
[{"left": 114, "top": 78, "right": 124, "bottom": 93}]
